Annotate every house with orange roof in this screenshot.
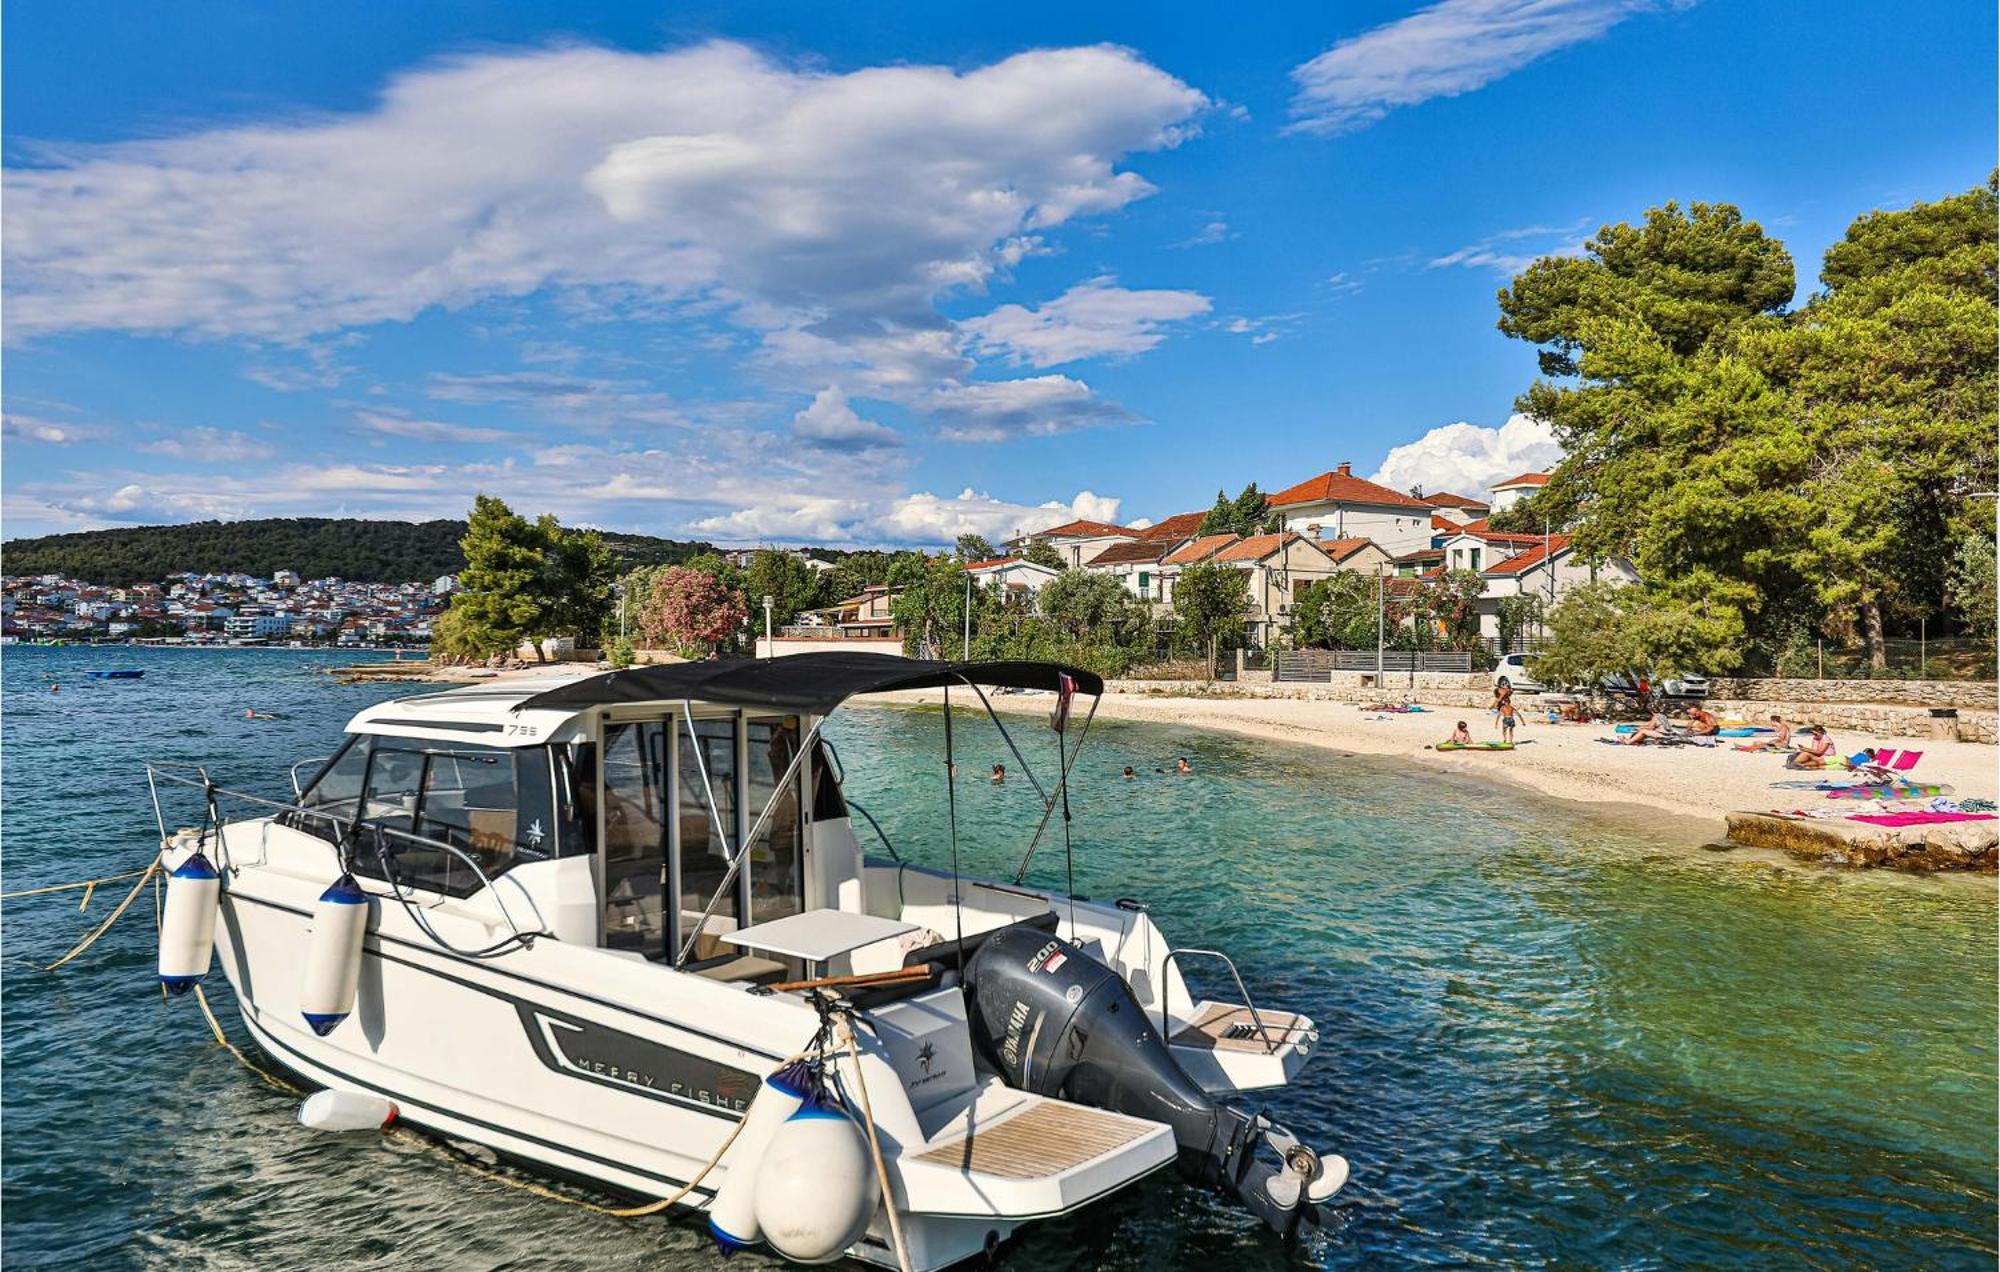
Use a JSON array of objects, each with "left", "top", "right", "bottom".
[
  {"left": 1008, "top": 517, "right": 1138, "bottom": 569},
  {"left": 1420, "top": 491, "right": 1488, "bottom": 527},
  {"left": 962, "top": 555, "right": 1060, "bottom": 598},
  {"left": 1489, "top": 471, "right": 1550, "bottom": 513},
  {"left": 1474, "top": 534, "right": 1638, "bottom": 639},
  {"left": 1268, "top": 462, "right": 1435, "bottom": 555},
  {"left": 1437, "top": 520, "right": 1545, "bottom": 574},
  {"left": 1210, "top": 532, "right": 1348, "bottom": 644},
  {"left": 1150, "top": 532, "right": 1239, "bottom": 607},
  {"left": 1081, "top": 539, "right": 1176, "bottom": 601}
]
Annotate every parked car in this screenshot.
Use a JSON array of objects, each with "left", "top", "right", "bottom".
[
  {"left": 1601, "top": 671, "right": 1710, "bottom": 700},
  {"left": 1492, "top": 653, "right": 1546, "bottom": 693}
]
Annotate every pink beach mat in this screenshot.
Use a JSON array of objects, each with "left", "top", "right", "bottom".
[{"left": 1846, "top": 812, "right": 1997, "bottom": 827}]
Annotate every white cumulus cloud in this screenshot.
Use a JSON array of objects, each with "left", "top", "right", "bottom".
[
  {"left": 960, "top": 276, "right": 1211, "bottom": 368},
  {"left": 1369, "top": 413, "right": 1562, "bottom": 498},
  {"left": 789, "top": 387, "right": 902, "bottom": 451},
  {"left": 928, "top": 375, "right": 1137, "bottom": 443},
  {"left": 1289, "top": 0, "right": 1667, "bottom": 135}
]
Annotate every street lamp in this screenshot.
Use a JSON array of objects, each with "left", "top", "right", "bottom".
[{"left": 761, "top": 594, "right": 774, "bottom": 658}]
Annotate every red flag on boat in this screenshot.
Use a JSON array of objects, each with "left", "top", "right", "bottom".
[{"left": 1051, "top": 672, "right": 1076, "bottom": 734}]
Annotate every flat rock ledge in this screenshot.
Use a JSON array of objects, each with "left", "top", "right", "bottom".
[{"left": 1726, "top": 811, "right": 1997, "bottom": 872}]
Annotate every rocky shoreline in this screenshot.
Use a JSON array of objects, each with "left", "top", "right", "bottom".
[{"left": 1725, "top": 811, "right": 1997, "bottom": 872}]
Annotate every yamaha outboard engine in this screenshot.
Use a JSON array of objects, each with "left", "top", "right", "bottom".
[{"left": 963, "top": 922, "right": 1347, "bottom": 1238}]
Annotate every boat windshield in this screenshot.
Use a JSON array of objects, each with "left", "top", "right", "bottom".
[{"left": 289, "top": 735, "right": 578, "bottom": 897}]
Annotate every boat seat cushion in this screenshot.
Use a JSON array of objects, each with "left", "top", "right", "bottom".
[
  {"left": 902, "top": 910, "right": 1057, "bottom": 971},
  {"left": 688, "top": 953, "right": 788, "bottom": 985}
]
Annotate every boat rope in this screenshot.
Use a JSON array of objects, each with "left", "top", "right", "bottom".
[
  {"left": 1, "top": 867, "right": 149, "bottom": 902},
  {"left": 836, "top": 1009, "right": 915, "bottom": 1272},
  {"left": 38, "top": 859, "right": 159, "bottom": 972},
  {"left": 193, "top": 982, "right": 303, "bottom": 1096}
]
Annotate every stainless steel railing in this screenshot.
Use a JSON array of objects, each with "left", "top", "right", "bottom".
[{"left": 1159, "top": 947, "right": 1282, "bottom": 1055}]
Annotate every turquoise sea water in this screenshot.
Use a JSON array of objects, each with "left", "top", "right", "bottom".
[{"left": 3, "top": 646, "right": 1994, "bottom": 1269}]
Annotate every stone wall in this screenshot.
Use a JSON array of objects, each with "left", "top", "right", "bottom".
[
  {"left": 1109, "top": 671, "right": 1494, "bottom": 707},
  {"left": 1708, "top": 698, "right": 1996, "bottom": 745},
  {"left": 1706, "top": 677, "right": 1996, "bottom": 711}
]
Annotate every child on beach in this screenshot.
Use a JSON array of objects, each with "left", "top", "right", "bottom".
[
  {"left": 1446, "top": 721, "right": 1472, "bottom": 746},
  {"left": 1499, "top": 700, "right": 1518, "bottom": 744}
]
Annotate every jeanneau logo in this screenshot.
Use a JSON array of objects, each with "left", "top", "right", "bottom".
[
  {"left": 515, "top": 1003, "right": 757, "bottom": 1118},
  {"left": 917, "top": 1041, "right": 936, "bottom": 1073}
]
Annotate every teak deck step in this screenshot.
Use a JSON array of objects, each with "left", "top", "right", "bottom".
[
  {"left": 913, "top": 1100, "right": 1150, "bottom": 1180},
  {"left": 1170, "top": 1003, "right": 1309, "bottom": 1054}
]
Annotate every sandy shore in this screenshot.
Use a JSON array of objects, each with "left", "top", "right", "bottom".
[{"left": 873, "top": 687, "right": 1999, "bottom": 832}]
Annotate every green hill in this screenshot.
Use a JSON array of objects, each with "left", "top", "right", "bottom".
[{"left": 2, "top": 518, "right": 711, "bottom": 585}]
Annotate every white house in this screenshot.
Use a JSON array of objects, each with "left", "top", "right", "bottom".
[
  {"left": 1269, "top": 463, "right": 1435, "bottom": 555},
  {"left": 1011, "top": 518, "right": 1139, "bottom": 569},
  {"left": 963, "top": 555, "right": 1061, "bottom": 598},
  {"left": 1476, "top": 534, "right": 1640, "bottom": 640},
  {"left": 1080, "top": 540, "right": 1174, "bottom": 600},
  {"left": 1438, "top": 523, "right": 1544, "bottom": 575},
  {"left": 1489, "top": 471, "right": 1549, "bottom": 513}
]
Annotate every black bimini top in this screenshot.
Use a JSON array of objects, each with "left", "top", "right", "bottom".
[{"left": 513, "top": 652, "right": 1103, "bottom": 716}]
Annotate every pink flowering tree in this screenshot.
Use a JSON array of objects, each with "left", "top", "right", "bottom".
[{"left": 635, "top": 566, "right": 747, "bottom": 658}]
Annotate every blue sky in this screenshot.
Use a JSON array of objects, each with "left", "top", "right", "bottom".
[{"left": 4, "top": 1, "right": 1992, "bottom": 547}]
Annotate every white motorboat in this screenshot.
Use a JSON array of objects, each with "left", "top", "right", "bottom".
[{"left": 148, "top": 652, "right": 1345, "bottom": 1269}]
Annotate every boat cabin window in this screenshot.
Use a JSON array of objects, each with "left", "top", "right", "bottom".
[
  {"left": 593, "top": 710, "right": 809, "bottom": 964},
  {"left": 291, "top": 735, "right": 577, "bottom": 897}
]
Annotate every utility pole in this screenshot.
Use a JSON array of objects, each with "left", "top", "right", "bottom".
[
  {"left": 1376, "top": 564, "right": 1386, "bottom": 683},
  {"left": 761, "top": 594, "right": 773, "bottom": 658},
  {"left": 962, "top": 571, "right": 973, "bottom": 661}
]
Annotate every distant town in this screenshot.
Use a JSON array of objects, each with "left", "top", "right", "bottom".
[{"left": 1, "top": 569, "right": 453, "bottom": 646}]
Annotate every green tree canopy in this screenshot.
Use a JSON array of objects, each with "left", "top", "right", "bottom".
[
  {"left": 449, "top": 495, "right": 549, "bottom": 659},
  {"left": 1497, "top": 178, "right": 1996, "bottom": 672},
  {"left": 741, "top": 549, "right": 828, "bottom": 629},
  {"left": 1172, "top": 561, "right": 1248, "bottom": 675},
  {"left": 954, "top": 533, "right": 997, "bottom": 561}
]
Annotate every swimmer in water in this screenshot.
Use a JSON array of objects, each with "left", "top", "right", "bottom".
[
  {"left": 1175, "top": 757, "right": 1192, "bottom": 775},
  {"left": 1122, "top": 766, "right": 1137, "bottom": 779},
  {"left": 246, "top": 708, "right": 277, "bottom": 720},
  {"left": 990, "top": 763, "right": 1005, "bottom": 784}
]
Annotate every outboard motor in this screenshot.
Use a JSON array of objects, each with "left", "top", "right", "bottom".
[{"left": 963, "top": 923, "right": 1347, "bottom": 1238}]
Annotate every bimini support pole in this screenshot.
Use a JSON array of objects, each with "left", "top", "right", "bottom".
[
  {"left": 1010, "top": 692, "right": 1100, "bottom": 887},
  {"left": 943, "top": 681, "right": 966, "bottom": 973},
  {"left": 675, "top": 714, "right": 826, "bottom": 966}
]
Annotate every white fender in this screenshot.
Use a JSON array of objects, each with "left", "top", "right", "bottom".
[
  {"left": 158, "top": 849, "right": 221, "bottom": 996},
  {"left": 300, "top": 873, "right": 369, "bottom": 1036},
  {"left": 708, "top": 1059, "right": 815, "bottom": 1254},
  {"left": 752, "top": 1089, "right": 882, "bottom": 1265},
  {"left": 299, "top": 1088, "right": 398, "bottom": 1132}
]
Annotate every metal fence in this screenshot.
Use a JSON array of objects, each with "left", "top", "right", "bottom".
[
  {"left": 1274, "top": 649, "right": 1477, "bottom": 680},
  {"left": 1752, "top": 637, "right": 1997, "bottom": 682}
]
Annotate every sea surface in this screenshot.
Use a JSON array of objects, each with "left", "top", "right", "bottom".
[{"left": 3, "top": 646, "right": 1994, "bottom": 1270}]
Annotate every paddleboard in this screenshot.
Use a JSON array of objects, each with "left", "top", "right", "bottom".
[{"left": 1435, "top": 742, "right": 1514, "bottom": 751}]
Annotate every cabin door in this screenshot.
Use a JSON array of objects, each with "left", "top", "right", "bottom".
[{"left": 600, "top": 718, "right": 668, "bottom": 957}]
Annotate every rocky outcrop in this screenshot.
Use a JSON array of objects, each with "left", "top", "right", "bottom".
[{"left": 1725, "top": 811, "right": 1997, "bottom": 872}]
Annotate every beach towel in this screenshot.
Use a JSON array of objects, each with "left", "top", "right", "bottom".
[
  {"left": 1824, "top": 782, "right": 1954, "bottom": 801},
  {"left": 1847, "top": 811, "right": 1996, "bottom": 827}
]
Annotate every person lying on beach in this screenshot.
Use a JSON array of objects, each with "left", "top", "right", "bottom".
[
  {"left": 1785, "top": 726, "right": 1836, "bottom": 769},
  {"left": 1735, "top": 716, "right": 1791, "bottom": 752},
  {"left": 1623, "top": 711, "right": 1672, "bottom": 744},
  {"left": 1686, "top": 707, "right": 1720, "bottom": 737},
  {"left": 1446, "top": 721, "right": 1472, "bottom": 746}
]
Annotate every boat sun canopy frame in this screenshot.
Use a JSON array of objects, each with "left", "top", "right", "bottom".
[{"left": 508, "top": 652, "right": 1104, "bottom": 717}]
